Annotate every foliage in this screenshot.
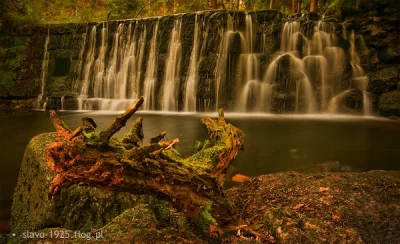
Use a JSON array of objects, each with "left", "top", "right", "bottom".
[{"left": 2, "top": 0, "right": 364, "bottom": 24}]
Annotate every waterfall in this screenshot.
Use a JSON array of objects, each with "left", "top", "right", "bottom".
[
  {"left": 70, "top": 12, "right": 372, "bottom": 115},
  {"left": 237, "top": 19, "right": 352, "bottom": 114},
  {"left": 183, "top": 14, "right": 201, "bottom": 112},
  {"left": 236, "top": 14, "right": 268, "bottom": 112},
  {"left": 215, "top": 14, "right": 234, "bottom": 110},
  {"left": 73, "top": 29, "right": 87, "bottom": 92},
  {"left": 280, "top": 21, "right": 300, "bottom": 53},
  {"left": 143, "top": 20, "right": 160, "bottom": 110},
  {"left": 162, "top": 18, "right": 182, "bottom": 111},
  {"left": 128, "top": 23, "right": 147, "bottom": 100},
  {"left": 76, "top": 21, "right": 150, "bottom": 110},
  {"left": 37, "top": 28, "right": 50, "bottom": 109},
  {"left": 93, "top": 23, "right": 109, "bottom": 99},
  {"left": 103, "top": 23, "right": 123, "bottom": 100},
  {"left": 328, "top": 89, "right": 353, "bottom": 113},
  {"left": 60, "top": 96, "right": 65, "bottom": 110},
  {"left": 77, "top": 25, "right": 99, "bottom": 110},
  {"left": 349, "top": 31, "right": 372, "bottom": 116}
]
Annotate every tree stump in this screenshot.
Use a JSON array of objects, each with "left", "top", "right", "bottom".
[{"left": 45, "top": 97, "right": 246, "bottom": 233}]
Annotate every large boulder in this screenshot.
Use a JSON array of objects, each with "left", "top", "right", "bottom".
[{"left": 11, "top": 132, "right": 138, "bottom": 233}]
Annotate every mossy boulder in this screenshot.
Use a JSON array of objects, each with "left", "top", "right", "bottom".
[
  {"left": 11, "top": 132, "right": 138, "bottom": 234},
  {"left": 379, "top": 89, "right": 400, "bottom": 117},
  {"left": 10, "top": 199, "right": 206, "bottom": 244}
]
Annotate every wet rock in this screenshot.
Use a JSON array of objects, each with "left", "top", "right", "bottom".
[
  {"left": 368, "top": 66, "right": 399, "bottom": 93},
  {"left": 11, "top": 133, "right": 138, "bottom": 233},
  {"left": 379, "top": 89, "right": 400, "bottom": 117}
]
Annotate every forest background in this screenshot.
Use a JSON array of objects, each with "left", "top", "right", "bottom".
[{"left": 0, "top": 0, "right": 363, "bottom": 25}]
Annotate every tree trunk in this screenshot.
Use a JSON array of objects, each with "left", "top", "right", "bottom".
[
  {"left": 310, "top": 0, "right": 317, "bottom": 12},
  {"left": 229, "top": 0, "right": 233, "bottom": 10},
  {"left": 211, "top": 0, "right": 217, "bottom": 9},
  {"left": 292, "top": 0, "right": 296, "bottom": 13},
  {"left": 269, "top": 0, "right": 274, "bottom": 9},
  {"left": 45, "top": 97, "right": 246, "bottom": 233},
  {"left": 297, "top": 0, "right": 302, "bottom": 13}
]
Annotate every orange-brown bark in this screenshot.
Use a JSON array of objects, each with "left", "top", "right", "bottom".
[{"left": 45, "top": 97, "right": 246, "bottom": 228}]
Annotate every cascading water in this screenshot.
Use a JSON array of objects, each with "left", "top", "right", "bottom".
[
  {"left": 143, "top": 20, "right": 160, "bottom": 110},
  {"left": 37, "top": 28, "right": 50, "bottom": 109},
  {"left": 215, "top": 14, "right": 235, "bottom": 110},
  {"left": 73, "top": 29, "right": 87, "bottom": 92},
  {"left": 60, "top": 96, "right": 65, "bottom": 110},
  {"left": 328, "top": 30, "right": 371, "bottom": 115},
  {"left": 77, "top": 24, "right": 100, "bottom": 109},
  {"left": 236, "top": 14, "right": 271, "bottom": 112},
  {"left": 71, "top": 12, "right": 371, "bottom": 115},
  {"left": 348, "top": 31, "right": 372, "bottom": 115},
  {"left": 184, "top": 14, "right": 201, "bottom": 112},
  {"left": 236, "top": 18, "right": 368, "bottom": 114},
  {"left": 76, "top": 21, "right": 150, "bottom": 110},
  {"left": 162, "top": 18, "right": 182, "bottom": 111}
]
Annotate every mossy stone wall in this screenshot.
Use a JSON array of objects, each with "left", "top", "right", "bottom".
[{"left": 0, "top": 5, "right": 399, "bottom": 116}]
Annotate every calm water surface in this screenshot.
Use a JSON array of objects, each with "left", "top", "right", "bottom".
[{"left": 1, "top": 110, "right": 400, "bottom": 225}]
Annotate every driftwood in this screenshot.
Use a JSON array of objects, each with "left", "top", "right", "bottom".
[{"left": 45, "top": 97, "right": 246, "bottom": 233}]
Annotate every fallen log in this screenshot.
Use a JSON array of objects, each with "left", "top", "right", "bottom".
[{"left": 45, "top": 97, "right": 246, "bottom": 233}]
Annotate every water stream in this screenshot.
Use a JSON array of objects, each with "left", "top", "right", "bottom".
[
  {"left": 143, "top": 20, "right": 160, "bottom": 110},
  {"left": 184, "top": 14, "right": 201, "bottom": 112},
  {"left": 37, "top": 28, "right": 50, "bottom": 109},
  {"left": 70, "top": 12, "right": 373, "bottom": 115},
  {"left": 162, "top": 18, "right": 183, "bottom": 111}
]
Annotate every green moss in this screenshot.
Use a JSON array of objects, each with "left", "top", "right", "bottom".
[
  {"left": 13, "top": 37, "right": 23, "bottom": 46},
  {"left": 184, "top": 145, "right": 225, "bottom": 170},
  {"left": 270, "top": 207, "right": 285, "bottom": 218},
  {"left": 5, "top": 55, "right": 23, "bottom": 69},
  {"left": 148, "top": 199, "right": 172, "bottom": 226},
  {"left": 193, "top": 202, "right": 217, "bottom": 232},
  {"left": 1, "top": 72, "right": 15, "bottom": 89},
  {"left": 194, "top": 139, "right": 212, "bottom": 152},
  {"left": 162, "top": 148, "right": 183, "bottom": 162},
  {"left": 263, "top": 207, "right": 285, "bottom": 237},
  {"left": 104, "top": 222, "right": 126, "bottom": 238},
  {"left": 60, "top": 34, "right": 72, "bottom": 49}
]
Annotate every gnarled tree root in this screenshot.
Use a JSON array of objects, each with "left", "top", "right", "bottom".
[{"left": 45, "top": 97, "right": 246, "bottom": 234}]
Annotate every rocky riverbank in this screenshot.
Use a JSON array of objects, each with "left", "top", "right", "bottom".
[{"left": 5, "top": 132, "right": 400, "bottom": 243}]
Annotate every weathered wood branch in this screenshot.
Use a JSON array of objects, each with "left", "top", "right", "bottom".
[
  {"left": 45, "top": 98, "right": 246, "bottom": 232},
  {"left": 99, "top": 96, "right": 144, "bottom": 145},
  {"left": 49, "top": 110, "right": 71, "bottom": 137},
  {"left": 121, "top": 117, "right": 144, "bottom": 148},
  {"left": 150, "top": 131, "right": 167, "bottom": 144}
]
